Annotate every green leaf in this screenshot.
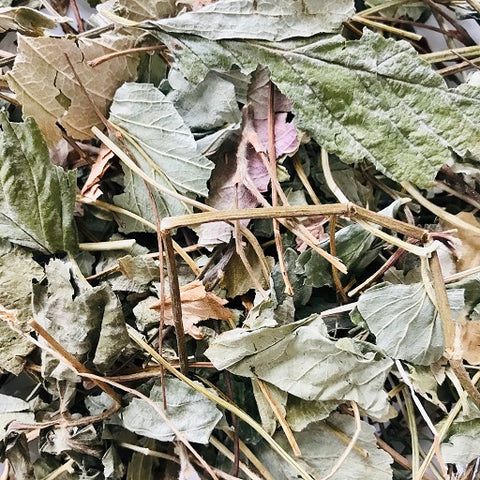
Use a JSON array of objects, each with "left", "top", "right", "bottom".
[
  {"left": 152, "top": 0, "right": 355, "bottom": 41},
  {"left": 256, "top": 413, "right": 393, "bottom": 480},
  {"left": 0, "top": 115, "right": 77, "bottom": 254},
  {"left": 0, "top": 241, "right": 43, "bottom": 374},
  {"left": 33, "top": 259, "right": 130, "bottom": 381},
  {"left": 158, "top": 30, "right": 480, "bottom": 186},
  {"left": 296, "top": 221, "right": 375, "bottom": 288},
  {"left": 171, "top": 70, "right": 241, "bottom": 131},
  {"left": 357, "top": 282, "right": 464, "bottom": 365},
  {"left": 115, "top": 377, "right": 222, "bottom": 444},
  {"left": 286, "top": 396, "right": 340, "bottom": 431},
  {"left": 441, "top": 433, "right": 480, "bottom": 467},
  {"left": 205, "top": 316, "right": 393, "bottom": 419},
  {"left": 109, "top": 83, "right": 214, "bottom": 230}
]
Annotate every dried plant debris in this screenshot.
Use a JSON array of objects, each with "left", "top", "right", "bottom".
[{"left": 0, "top": 1, "right": 479, "bottom": 479}]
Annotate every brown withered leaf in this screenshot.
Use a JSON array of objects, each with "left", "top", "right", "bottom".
[
  {"left": 6, "top": 33, "right": 139, "bottom": 145},
  {"left": 452, "top": 212, "right": 480, "bottom": 273},
  {"left": 150, "top": 280, "right": 234, "bottom": 339},
  {"left": 457, "top": 317, "right": 480, "bottom": 365},
  {"left": 80, "top": 145, "right": 114, "bottom": 201}
]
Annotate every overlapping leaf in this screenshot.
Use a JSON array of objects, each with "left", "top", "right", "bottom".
[
  {"left": 357, "top": 282, "right": 464, "bottom": 365},
  {"left": 6, "top": 33, "right": 139, "bottom": 145},
  {"left": 0, "top": 241, "right": 43, "bottom": 374},
  {"left": 0, "top": 115, "right": 77, "bottom": 254},
  {"left": 33, "top": 259, "right": 129, "bottom": 381},
  {"left": 206, "top": 315, "right": 393, "bottom": 419},
  {"left": 151, "top": 0, "right": 355, "bottom": 41},
  {"left": 109, "top": 82, "right": 214, "bottom": 231},
  {"left": 198, "top": 67, "right": 298, "bottom": 245},
  {"left": 256, "top": 413, "right": 393, "bottom": 480},
  {"left": 115, "top": 377, "right": 222, "bottom": 444},
  {"left": 157, "top": 29, "right": 480, "bottom": 186}
]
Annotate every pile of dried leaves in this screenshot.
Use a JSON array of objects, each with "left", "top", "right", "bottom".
[{"left": 1, "top": 0, "right": 480, "bottom": 479}]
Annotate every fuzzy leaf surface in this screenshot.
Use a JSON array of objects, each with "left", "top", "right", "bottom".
[
  {"left": 256, "top": 413, "right": 393, "bottom": 480},
  {"left": 0, "top": 115, "right": 77, "bottom": 254},
  {"left": 33, "top": 259, "right": 129, "bottom": 381},
  {"left": 152, "top": 0, "right": 355, "bottom": 41},
  {"left": 158, "top": 30, "right": 480, "bottom": 186},
  {"left": 357, "top": 283, "right": 464, "bottom": 365},
  {"left": 110, "top": 83, "right": 214, "bottom": 229},
  {"left": 205, "top": 316, "right": 393, "bottom": 419},
  {"left": 117, "top": 377, "right": 222, "bottom": 444}
]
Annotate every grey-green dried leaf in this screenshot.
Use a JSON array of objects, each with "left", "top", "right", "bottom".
[
  {"left": 110, "top": 83, "right": 214, "bottom": 230},
  {"left": 408, "top": 365, "right": 447, "bottom": 412},
  {"left": 205, "top": 316, "right": 393, "bottom": 419},
  {"left": 116, "top": 377, "right": 222, "bottom": 443},
  {"left": 441, "top": 433, "right": 480, "bottom": 467},
  {"left": 0, "top": 241, "right": 43, "bottom": 373},
  {"left": 158, "top": 30, "right": 480, "bottom": 187},
  {"left": 172, "top": 71, "right": 241, "bottom": 131},
  {"left": 133, "top": 296, "right": 161, "bottom": 331},
  {"left": 357, "top": 283, "right": 464, "bottom": 365},
  {"left": 286, "top": 396, "right": 339, "bottom": 431},
  {"left": 113, "top": 0, "right": 176, "bottom": 21},
  {"left": 296, "top": 222, "right": 375, "bottom": 288},
  {"left": 256, "top": 413, "right": 393, "bottom": 480},
  {"left": 252, "top": 380, "right": 287, "bottom": 435},
  {"left": 33, "top": 259, "right": 129, "bottom": 381},
  {"left": 365, "top": 0, "right": 426, "bottom": 21},
  {"left": 117, "top": 255, "right": 160, "bottom": 287},
  {"left": 103, "top": 445, "right": 125, "bottom": 480},
  {"left": 296, "top": 200, "right": 406, "bottom": 287},
  {"left": 0, "top": 394, "right": 34, "bottom": 441},
  {"left": 0, "top": 115, "right": 77, "bottom": 254},
  {"left": 151, "top": 0, "right": 354, "bottom": 41}
]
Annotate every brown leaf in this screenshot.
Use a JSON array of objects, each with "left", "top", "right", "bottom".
[
  {"left": 80, "top": 145, "right": 114, "bottom": 201},
  {"left": 150, "top": 280, "right": 233, "bottom": 339},
  {"left": 452, "top": 212, "right": 480, "bottom": 272},
  {"left": 198, "top": 67, "right": 299, "bottom": 246},
  {"left": 457, "top": 318, "right": 480, "bottom": 365},
  {"left": 6, "top": 33, "right": 139, "bottom": 145}
]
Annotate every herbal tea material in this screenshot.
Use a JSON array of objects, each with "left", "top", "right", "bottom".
[{"left": 0, "top": 1, "right": 479, "bottom": 479}]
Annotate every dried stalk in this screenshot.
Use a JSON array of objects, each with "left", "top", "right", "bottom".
[
  {"left": 255, "top": 378, "right": 301, "bottom": 456},
  {"left": 127, "top": 327, "right": 317, "bottom": 480}
]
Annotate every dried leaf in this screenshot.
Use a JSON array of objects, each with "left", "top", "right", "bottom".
[
  {"left": 109, "top": 82, "right": 214, "bottom": 230},
  {"left": 6, "top": 33, "right": 139, "bottom": 145},
  {"left": 0, "top": 115, "right": 77, "bottom": 254},
  {"left": 205, "top": 316, "right": 393, "bottom": 419},
  {"left": 0, "top": 7, "right": 68, "bottom": 35},
  {"left": 0, "top": 242, "right": 43, "bottom": 374},
  {"left": 199, "top": 67, "right": 298, "bottom": 246},
  {"left": 151, "top": 280, "right": 233, "bottom": 339},
  {"left": 456, "top": 317, "right": 480, "bottom": 365},
  {"left": 80, "top": 145, "right": 114, "bottom": 201},
  {"left": 256, "top": 413, "right": 393, "bottom": 480},
  {"left": 152, "top": 0, "right": 355, "bottom": 41},
  {"left": 159, "top": 30, "right": 480, "bottom": 186},
  {"left": 449, "top": 212, "right": 480, "bottom": 272},
  {"left": 112, "top": 0, "right": 176, "bottom": 22},
  {"left": 33, "top": 259, "right": 130, "bottom": 380},
  {"left": 114, "top": 377, "right": 222, "bottom": 444}
]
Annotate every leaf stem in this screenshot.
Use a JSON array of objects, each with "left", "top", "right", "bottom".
[
  {"left": 127, "top": 327, "right": 317, "bottom": 480},
  {"left": 162, "top": 231, "right": 188, "bottom": 375},
  {"left": 351, "top": 14, "right": 422, "bottom": 41}
]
